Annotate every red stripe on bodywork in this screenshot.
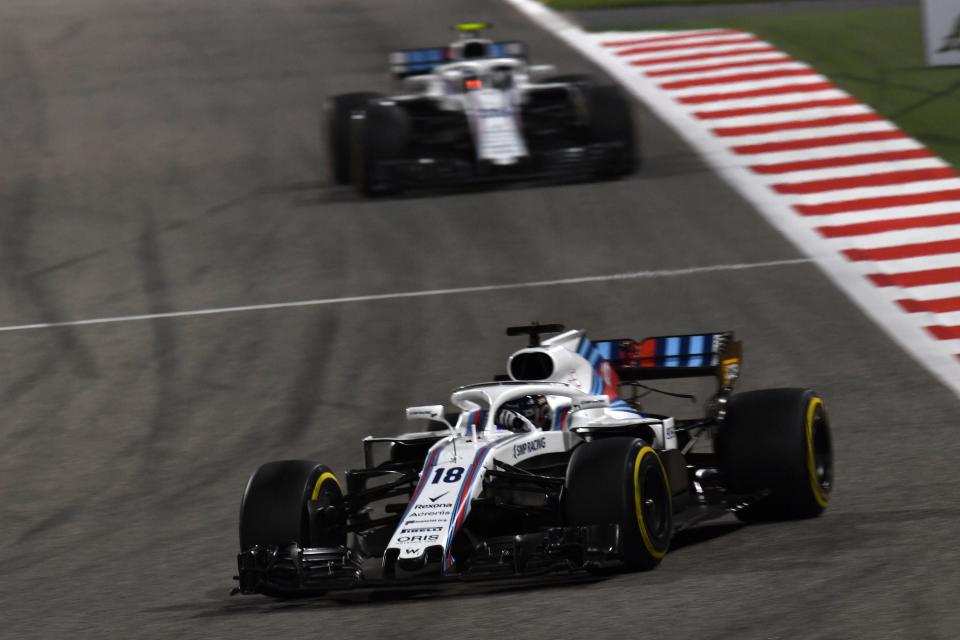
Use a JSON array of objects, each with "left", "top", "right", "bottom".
[
  {"left": 751, "top": 149, "right": 934, "bottom": 174},
  {"left": 868, "top": 267, "right": 960, "bottom": 287},
  {"left": 733, "top": 130, "right": 906, "bottom": 155},
  {"left": 629, "top": 46, "right": 777, "bottom": 67},
  {"left": 400, "top": 448, "right": 442, "bottom": 521},
  {"left": 662, "top": 68, "right": 815, "bottom": 90},
  {"left": 638, "top": 337, "right": 657, "bottom": 367},
  {"left": 796, "top": 189, "right": 960, "bottom": 216},
  {"left": 678, "top": 81, "right": 835, "bottom": 104},
  {"left": 774, "top": 168, "right": 958, "bottom": 195},
  {"left": 817, "top": 212, "right": 960, "bottom": 238},
  {"left": 843, "top": 238, "right": 960, "bottom": 261},
  {"left": 897, "top": 297, "right": 960, "bottom": 313},
  {"left": 645, "top": 56, "right": 794, "bottom": 77},
  {"left": 714, "top": 113, "right": 882, "bottom": 137}
]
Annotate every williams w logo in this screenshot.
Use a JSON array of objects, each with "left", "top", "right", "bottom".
[{"left": 938, "top": 13, "right": 960, "bottom": 53}]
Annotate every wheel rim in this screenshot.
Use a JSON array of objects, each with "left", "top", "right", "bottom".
[
  {"left": 641, "top": 465, "right": 668, "bottom": 539},
  {"left": 811, "top": 407, "right": 833, "bottom": 495}
]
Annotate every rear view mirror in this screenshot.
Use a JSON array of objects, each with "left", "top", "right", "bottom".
[
  {"left": 406, "top": 405, "right": 454, "bottom": 434},
  {"left": 406, "top": 405, "right": 446, "bottom": 421}
]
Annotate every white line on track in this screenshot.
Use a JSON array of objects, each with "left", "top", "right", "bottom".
[{"left": 0, "top": 259, "right": 813, "bottom": 333}]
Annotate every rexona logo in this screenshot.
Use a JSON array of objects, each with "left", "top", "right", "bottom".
[
  {"left": 513, "top": 437, "right": 547, "bottom": 459},
  {"left": 397, "top": 534, "right": 440, "bottom": 543},
  {"left": 415, "top": 503, "right": 452, "bottom": 509}
]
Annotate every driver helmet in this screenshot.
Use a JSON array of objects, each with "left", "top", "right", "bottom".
[
  {"left": 496, "top": 395, "right": 552, "bottom": 431},
  {"left": 490, "top": 66, "right": 514, "bottom": 90}
]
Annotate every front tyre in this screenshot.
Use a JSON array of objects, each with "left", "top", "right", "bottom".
[
  {"left": 239, "top": 460, "right": 345, "bottom": 551},
  {"left": 350, "top": 100, "right": 411, "bottom": 196},
  {"left": 565, "top": 437, "right": 672, "bottom": 571},
  {"left": 585, "top": 84, "right": 638, "bottom": 178},
  {"left": 325, "top": 92, "right": 382, "bottom": 185},
  {"left": 718, "top": 388, "right": 833, "bottom": 521}
]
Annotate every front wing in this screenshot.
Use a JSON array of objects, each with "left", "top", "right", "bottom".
[
  {"left": 366, "top": 141, "right": 628, "bottom": 192},
  {"left": 235, "top": 524, "right": 623, "bottom": 596}
]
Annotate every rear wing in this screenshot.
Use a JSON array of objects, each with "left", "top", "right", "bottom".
[
  {"left": 594, "top": 332, "right": 742, "bottom": 387},
  {"left": 388, "top": 41, "right": 527, "bottom": 77}
]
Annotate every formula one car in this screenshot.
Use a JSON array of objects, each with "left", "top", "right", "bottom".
[
  {"left": 324, "top": 23, "right": 636, "bottom": 196},
  {"left": 234, "top": 323, "right": 833, "bottom": 597}
]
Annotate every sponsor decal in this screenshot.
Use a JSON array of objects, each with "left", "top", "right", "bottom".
[
  {"left": 477, "top": 106, "right": 513, "bottom": 119},
  {"left": 397, "top": 534, "right": 440, "bottom": 543},
  {"left": 512, "top": 437, "right": 546, "bottom": 459},
  {"left": 665, "top": 426, "right": 676, "bottom": 440},
  {"left": 938, "top": 13, "right": 960, "bottom": 53},
  {"left": 407, "top": 510, "right": 449, "bottom": 517},
  {"left": 400, "top": 527, "right": 444, "bottom": 533},
  {"left": 403, "top": 518, "right": 447, "bottom": 524},
  {"left": 428, "top": 491, "right": 449, "bottom": 502},
  {"left": 721, "top": 357, "right": 740, "bottom": 386},
  {"left": 415, "top": 503, "right": 452, "bottom": 509}
]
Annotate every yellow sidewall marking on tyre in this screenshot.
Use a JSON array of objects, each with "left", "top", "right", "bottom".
[
  {"left": 805, "top": 397, "right": 829, "bottom": 508},
  {"left": 632, "top": 446, "right": 670, "bottom": 560},
  {"left": 311, "top": 471, "right": 340, "bottom": 500}
]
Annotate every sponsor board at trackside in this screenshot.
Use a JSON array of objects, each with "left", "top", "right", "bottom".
[
  {"left": 923, "top": 0, "right": 960, "bottom": 66},
  {"left": 503, "top": 0, "right": 960, "bottom": 399}
]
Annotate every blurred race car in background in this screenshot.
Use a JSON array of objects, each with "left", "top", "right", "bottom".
[
  {"left": 324, "top": 23, "right": 637, "bottom": 195},
  {"left": 234, "top": 323, "right": 833, "bottom": 597}
]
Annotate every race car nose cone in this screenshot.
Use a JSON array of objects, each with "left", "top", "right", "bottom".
[{"left": 392, "top": 544, "right": 445, "bottom": 577}]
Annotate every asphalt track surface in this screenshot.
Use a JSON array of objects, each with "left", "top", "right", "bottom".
[{"left": 2, "top": 1, "right": 959, "bottom": 638}]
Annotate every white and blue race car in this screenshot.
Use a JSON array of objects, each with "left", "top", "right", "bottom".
[
  {"left": 324, "top": 23, "right": 637, "bottom": 196},
  {"left": 235, "top": 323, "right": 833, "bottom": 597}
]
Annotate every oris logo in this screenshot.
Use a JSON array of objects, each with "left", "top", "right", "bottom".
[{"left": 397, "top": 534, "right": 439, "bottom": 543}]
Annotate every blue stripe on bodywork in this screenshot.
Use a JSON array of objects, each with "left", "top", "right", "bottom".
[
  {"left": 664, "top": 336, "right": 681, "bottom": 367},
  {"left": 687, "top": 334, "right": 705, "bottom": 367},
  {"left": 577, "top": 336, "right": 591, "bottom": 357},
  {"left": 610, "top": 398, "right": 640, "bottom": 414},
  {"left": 397, "top": 447, "right": 442, "bottom": 523},
  {"left": 595, "top": 341, "right": 613, "bottom": 361}
]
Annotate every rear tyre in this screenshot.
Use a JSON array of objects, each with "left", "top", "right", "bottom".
[
  {"left": 351, "top": 100, "right": 411, "bottom": 196},
  {"left": 585, "top": 84, "right": 637, "bottom": 177},
  {"left": 239, "top": 460, "right": 345, "bottom": 551},
  {"left": 717, "top": 388, "right": 833, "bottom": 521},
  {"left": 565, "top": 437, "right": 672, "bottom": 571},
  {"left": 325, "top": 92, "right": 381, "bottom": 185}
]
